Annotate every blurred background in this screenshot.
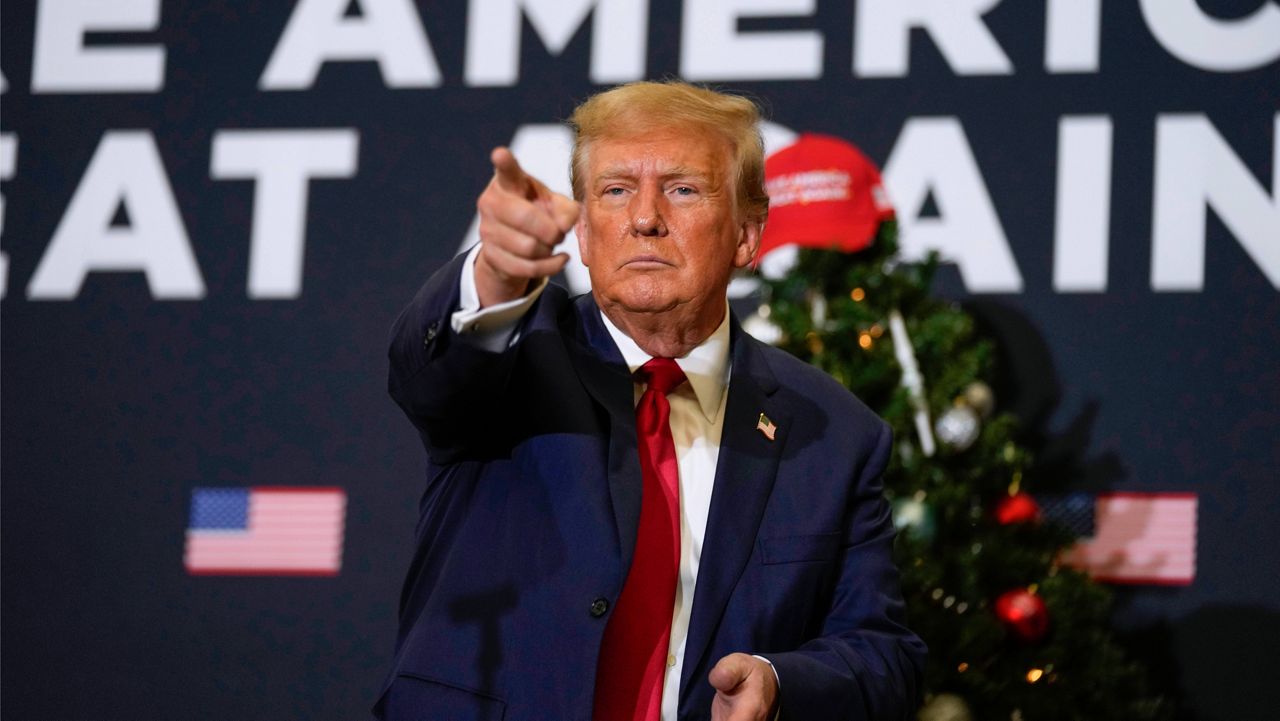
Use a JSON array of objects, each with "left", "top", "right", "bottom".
[{"left": 2, "top": 1, "right": 1277, "bottom": 719}]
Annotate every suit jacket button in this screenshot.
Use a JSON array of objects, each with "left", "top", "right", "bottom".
[
  {"left": 589, "top": 598, "right": 609, "bottom": 617},
  {"left": 423, "top": 322, "right": 440, "bottom": 346}
]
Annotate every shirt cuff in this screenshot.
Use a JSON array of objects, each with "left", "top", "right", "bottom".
[
  {"left": 751, "top": 654, "right": 782, "bottom": 721},
  {"left": 451, "top": 243, "right": 548, "bottom": 352}
]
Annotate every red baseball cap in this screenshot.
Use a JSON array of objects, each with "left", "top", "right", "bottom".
[{"left": 758, "top": 133, "right": 894, "bottom": 260}]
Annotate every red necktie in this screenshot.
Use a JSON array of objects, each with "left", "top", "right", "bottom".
[{"left": 593, "top": 358, "right": 687, "bottom": 721}]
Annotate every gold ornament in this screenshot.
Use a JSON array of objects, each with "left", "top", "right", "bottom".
[
  {"left": 806, "top": 331, "right": 823, "bottom": 354},
  {"left": 963, "top": 381, "right": 995, "bottom": 418}
]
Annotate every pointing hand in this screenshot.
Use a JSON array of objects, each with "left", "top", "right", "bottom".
[{"left": 473, "top": 147, "right": 579, "bottom": 306}]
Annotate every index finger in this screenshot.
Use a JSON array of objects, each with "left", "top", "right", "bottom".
[{"left": 490, "top": 147, "right": 533, "bottom": 197}]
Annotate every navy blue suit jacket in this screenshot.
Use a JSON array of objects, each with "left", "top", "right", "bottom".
[{"left": 378, "top": 253, "right": 925, "bottom": 720}]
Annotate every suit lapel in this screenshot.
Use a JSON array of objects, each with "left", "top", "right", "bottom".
[
  {"left": 679, "top": 323, "right": 789, "bottom": 698},
  {"left": 564, "top": 294, "right": 644, "bottom": 576}
]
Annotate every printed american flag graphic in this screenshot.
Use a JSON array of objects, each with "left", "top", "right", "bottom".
[
  {"left": 184, "top": 487, "right": 346, "bottom": 576},
  {"left": 1040, "top": 492, "right": 1197, "bottom": 586}
]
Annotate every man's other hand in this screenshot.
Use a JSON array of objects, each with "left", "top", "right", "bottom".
[
  {"left": 474, "top": 147, "right": 579, "bottom": 307},
  {"left": 709, "top": 653, "right": 779, "bottom": 721}
]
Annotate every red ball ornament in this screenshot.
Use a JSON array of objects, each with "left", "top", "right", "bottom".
[
  {"left": 994, "top": 493, "right": 1041, "bottom": 525},
  {"left": 995, "top": 589, "right": 1050, "bottom": 642}
]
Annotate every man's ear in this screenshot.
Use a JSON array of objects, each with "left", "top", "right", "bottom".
[
  {"left": 575, "top": 210, "right": 591, "bottom": 267},
  {"left": 733, "top": 218, "right": 763, "bottom": 269}
]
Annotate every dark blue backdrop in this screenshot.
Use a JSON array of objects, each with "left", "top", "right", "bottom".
[{"left": 2, "top": 1, "right": 1277, "bottom": 719}]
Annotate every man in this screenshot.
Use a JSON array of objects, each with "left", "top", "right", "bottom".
[{"left": 379, "top": 81, "right": 924, "bottom": 721}]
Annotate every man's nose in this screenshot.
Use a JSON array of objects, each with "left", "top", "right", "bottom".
[{"left": 629, "top": 186, "right": 668, "bottom": 237}]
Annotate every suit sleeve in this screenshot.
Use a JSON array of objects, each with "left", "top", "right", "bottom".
[
  {"left": 387, "top": 250, "right": 535, "bottom": 463},
  {"left": 765, "top": 421, "right": 927, "bottom": 721}
]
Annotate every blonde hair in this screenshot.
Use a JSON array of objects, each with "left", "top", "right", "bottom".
[{"left": 568, "top": 81, "right": 769, "bottom": 222}]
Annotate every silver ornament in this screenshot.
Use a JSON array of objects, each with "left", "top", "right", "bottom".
[
  {"left": 918, "top": 693, "right": 974, "bottom": 721},
  {"left": 935, "top": 405, "right": 981, "bottom": 451},
  {"left": 891, "top": 495, "right": 937, "bottom": 542}
]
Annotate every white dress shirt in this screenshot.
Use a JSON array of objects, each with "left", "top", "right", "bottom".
[
  {"left": 451, "top": 245, "right": 771, "bottom": 720},
  {"left": 597, "top": 304, "right": 729, "bottom": 721}
]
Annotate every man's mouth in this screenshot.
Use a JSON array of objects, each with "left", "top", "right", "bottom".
[{"left": 622, "top": 255, "right": 674, "bottom": 269}]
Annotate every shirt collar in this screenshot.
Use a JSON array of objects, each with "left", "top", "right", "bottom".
[{"left": 598, "top": 305, "right": 732, "bottom": 424}]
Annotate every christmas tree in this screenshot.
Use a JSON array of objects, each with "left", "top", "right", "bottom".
[{"left": 753, "top": 135, "right": 1170, "bottom": 721}]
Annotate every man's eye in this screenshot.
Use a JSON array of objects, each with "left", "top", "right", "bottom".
[
  {"left": 672, "top": 186, "right": 695, "bottom": 196},
  {"left": 605, "top": 187, "right": 626, "bottom": 196}
]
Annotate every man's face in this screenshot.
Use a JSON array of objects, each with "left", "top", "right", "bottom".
[{"left": 576, "top": 129, "right": 761, "bottom": 326}]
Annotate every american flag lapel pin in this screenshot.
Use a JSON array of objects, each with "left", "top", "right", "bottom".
[{"left": 756, "top": 412, "right": 777, "bottom": 441}]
